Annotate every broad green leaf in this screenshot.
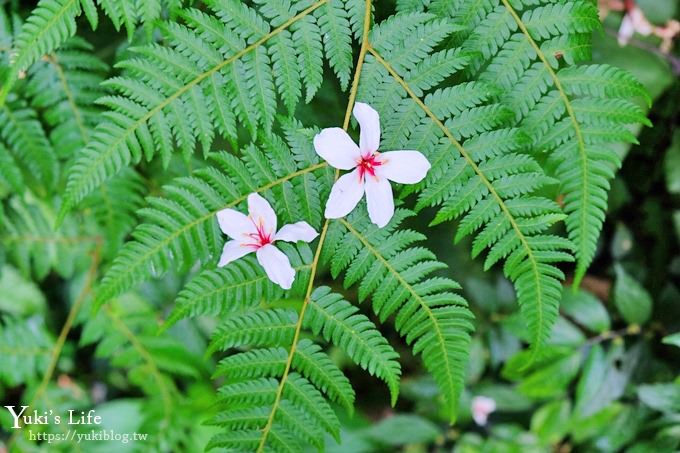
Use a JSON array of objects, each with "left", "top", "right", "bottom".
[
  {"left": 530, "top": 400, "right": 571, "bottom": 446},
  {"left": 665, "top": 131, "right": 680, "bottom": 194},
  {"left": 561, "top": 287, "right": 610, "bottom": 333},
  {"left": 366, "top": 414, "right": 441, "bottom": 447},
  {"left": 574, "top": 344, "right": 628, "bottom": 417},
  {"left": 610, "top": 223, "right": 634, "bottom": 260},
  {"left": 613, "top": 265, "right": 652, "bottom": 325},
  {"left": 638, "top": 384, "right": 680, "bottom": 413},
  {"left": 662, "top": 333, "right": 680, "bottom": 348},
  {"left": 517, "top": 352, "right": 581, "bottom": 399}
]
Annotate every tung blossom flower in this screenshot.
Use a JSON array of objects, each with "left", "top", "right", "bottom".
[
  {"left": 471, "top": 396, "right": 497, "bottom": 426},
  {"left": 314, "top": 102, "right": 431, "bottom": 228},
  {"left": 216, "top": 193, "right": 318, "bottom": 289},
  {"left": 618, "top": 6, "right": 654, "bottom": 46},
  {"left": 616, "top": 4, "right": 680, "bottom": 53}
]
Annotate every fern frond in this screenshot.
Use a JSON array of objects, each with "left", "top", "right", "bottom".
[
  {"left": 0, "top": 0, "right": 82, "bottom": 105},
  {"left": 80, "top": 169, "right": 145, "bottom": 258},
  {"left": 93, "top": 128, "right": 331, "bottom": 309},
  {"left": 499, "top": 2, "right": 647, "bottom": 285},
  {"left": 216, "top": 373, "right": 340, "bottom": 440},
  {"left": 0, "top": 101, "right": 57, "bottom": 193},
  {"left": 0, "top": 197, "right": 93, "bottom": 279},
  {"left": 361, "top": 12, "right": 574, "bottom": 357},
  {"left": 164, "top": 249, "right": 312, "bottom": 329},
  {"left": 213, "top": 338, "right": 354, "bottom": 451},
  {"left": 80, "top": 294, "right": 207, "bottom": 451},
  {"left": 315, "top": 1, "right": 353, "bottom": 89},
  {"left": 0, "top": 316, "right": 53, "bottom": 386},
  {"left": 325, "top": 208, "right": 474, "bottom": 420},
  {"left": 306, "top": 286, "right": 402, "bottom": 404},
  {"left": 209, "top": 308, "right": 298, "bottom": 353},
  {"left": 0, "top": 0, "right": 175, "bottom": 105},
  {"left": 438, "top": 0, "right": 649, "bottom": 285},
  {"left": 58, "top": 0, "right": 348, "bottom": 220},
  {"left": 26, "top": 37, "right": 108, "bottom": 158},
  {"left": 0, "top": 142, "right": 24, "bottom": 193}
]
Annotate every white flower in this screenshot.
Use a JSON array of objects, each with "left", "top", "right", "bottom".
[
  {"left": 314, "top": 102, "right": 431, "bottom": 228},
  {"left": 471, "top": 396, "right": 497, "bottom": 426},
  {"left": 216, "top": 193, "right": 318, "bottom": 289},
  {"left": 618, "top": 6, "right": 653, "bottom": 46}
]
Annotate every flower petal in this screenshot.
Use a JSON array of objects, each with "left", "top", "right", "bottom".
[
  {"left": 256, "top": 244, "right": 295, "bottom": 290},
  {"left": 365, "top": 176, "right": 394, "bottom": 228},
  {"left": 247, "top": 193, "right": 277, "bottom": 237},
  {"left": 380, "top": 150, "right": 431, "bottom": 184},
  {"left": 217, "top": 240, "right": 253, "bottom": 267},
  {"left": 353, "top": 102, "right": 380, "bottom": 155},
  {"left": 630, "top": 7, "right": 653, "bottom": 35},
  {"left": 216, "top": 208, "right": 256, "bottom": 239},
  {"left": 275, "top": 221, "right": 319, "bottom": 243},
  {"left": 324, "top": 169, "right": 365, "bottom": 219},
  {"left": 314, "top": 128, "right": 361, "bottom": 170},
  {"left": 471, "top": 396, "right": 496, "bottom": 426},
  {"left": 618, "top": 13, "right": 635, "bottom": 45}
]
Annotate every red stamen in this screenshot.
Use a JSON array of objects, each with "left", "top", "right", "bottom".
[
  {"left": 242, "top": 216, "right": 273, "bottom": 249},
  {"left": 356, "top": 152, "right": 383, "bottom": 183}
]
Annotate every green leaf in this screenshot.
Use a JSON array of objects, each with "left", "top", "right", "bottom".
[
  {"left": 613, "top": 264, "right": 652, "bottom": 325},
  {"left": 637, "top": 384, "right": 680, "bottom": 413},
  {"left": 516, "top": 351, "right": 581, "bottom": 399},
  {"left": 530, "top": 400, "right": 571, "bottom": 446},
  {"left": 662, "top": 333, "right": 680, "bottom": 348},
  {"left": 561, "top": 287, "right": 610, "bottom": 333},
  {"left": 366, "top": 414, "right": 441, "bottom": 447},
  {"left": 574, "top": 344, "right": 629, "bottom": 417},
  {"left": 305, "top": 287, "right": 402, "bottom": 405},
  {"left": 664, "top": 131, "right": 680, "bottom": 195}
]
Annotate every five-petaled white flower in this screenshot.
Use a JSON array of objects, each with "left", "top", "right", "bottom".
[
  {"left": 471, "top": 396, "right": 497, "bottom": 426},
  {"left": 314, "top": 102, "right": 431, "bottom": 228},
  {"left": 216, "top": 193, "right": 318, "bottom": 289}
]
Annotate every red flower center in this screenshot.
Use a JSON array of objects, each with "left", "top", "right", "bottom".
[
  {"left": 244, "top": 217, "right": 273, "bottom": 249},
  {"left": 357, "top": 152, "right": 383, "bottom": 182}
]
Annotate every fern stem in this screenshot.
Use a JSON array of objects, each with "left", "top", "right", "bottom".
[
  {"left": 257, "top": 2, "right": 373, "bottom": 449},
  {"left": 342, "top": 2, "right": 371, "bottom": 130},
  {"left": 58, "top": 0, "right": 329, "bottom": 222},
  {"left": 7, "top": 238, "right": 101, "bottom": 449},
  {"left": 368, "top": 46, "right": 546, "bottom": 357},
  {"left": 500, "top": 0, "right": 589, "bottom": 285},
  {"left": 256, "top": 214, "right": 331, "bottom": 452}
]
